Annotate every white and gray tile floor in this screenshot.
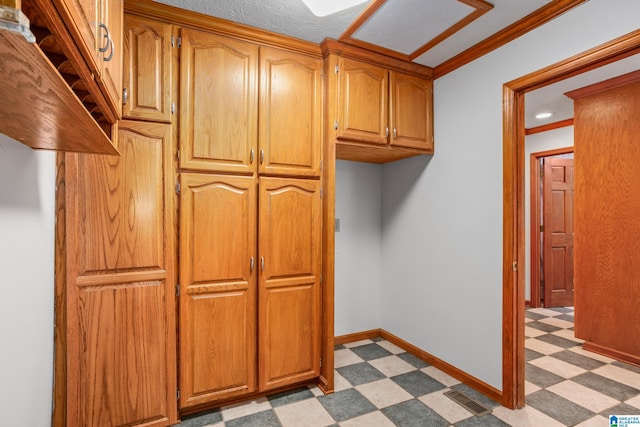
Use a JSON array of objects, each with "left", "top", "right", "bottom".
[{"left": 175, "top": 307, "right": 640, "bottom": 426}]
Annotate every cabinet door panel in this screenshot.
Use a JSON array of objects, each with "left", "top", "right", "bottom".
[
  {"left": 390, "top": 71, "right": 433, "bottom": 151},
  {"left": 338, "top": 58, "right": 388, "bottom": 145},
  {"left": 99, "top": 0, "right": 123, "bottom": 115},
  {"left": 258, "top": 177, "right": 321, "bottom": 390},
  {"left": 180, "top": 29, "right": 258, "bottom": 173},
  {"left": 66, "top": 120, "right": 177, "bottom": 426},
  {"left": 259, "top": 47, "right": 322, "bottom": 177},
  {"left": 123, "top": 15, "right": 172, "bottom": 122},
  {"left": 179, "top": 174, "right": 257, "bottom": 407}
]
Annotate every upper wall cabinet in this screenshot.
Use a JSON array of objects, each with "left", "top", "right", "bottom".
[
  {"left": 53, "top": 0, "right": 123, "bottom": 118},
  {"left": 259, "top": 47, "right": 323, "bottom": 177},
  {"left": 123, "top": 14, "right": 173, "bottom": 122},
  {"left": 326, "top": 48, "right": 434, "bottom": 163},
  {"left": 179, "top": 28, "right": 259, "bottom": 174}
]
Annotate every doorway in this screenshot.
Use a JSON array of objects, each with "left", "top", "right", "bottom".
[
  {"left": 501, "top": 30, "right": 640, "bottom": 409},
  {"left": 530, "top": 149, "right": 574, "bottom": 308}
]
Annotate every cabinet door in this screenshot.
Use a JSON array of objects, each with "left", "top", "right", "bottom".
[
  {"left": 259, "top": 47, "right": 323, "bottom": 177},
  {"left": 65, "top": 120, "right": 177, "bottom": 426},
  {"left": 338, "top": 58, "right": 388, "bottom": 145},
  {"left": 179, "top": 174, "right": 257, "bottom": 408},
  {"left": 55, "top": 0, "right": 101, "bottom": 72},
  {"left": 180, "top": 29, "right": 258, "bottom": 173},
  {"left": 390, "top": 71, "right": 433, "bottom": 151},
  {"left": 258, "top": 177, "right": 322, "bottom": 391},
  {"left": 99, "top": 0, "right": 123, "bottom": 116},
  {"left": 123, "top": 14, "right": 172, "bottom": 122}
]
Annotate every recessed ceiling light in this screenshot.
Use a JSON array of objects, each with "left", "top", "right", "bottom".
[
  {"left": 302, "top": 0, "right": 369, "bottom": 17},
  {"left": 535, "top": 112, "right": 553, "bottom": 120}
]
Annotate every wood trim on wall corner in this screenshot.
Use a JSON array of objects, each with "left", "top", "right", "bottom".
[{"left": 334, "top": 329, "right": 382, "bottom": 346}]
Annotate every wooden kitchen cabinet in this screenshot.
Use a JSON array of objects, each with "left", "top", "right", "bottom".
[
  {"left": 259, "top": 47, "right": 323, "bottom": 177},
  {"left": 178, "top": 173, "right": 258, "bottom": 409},
  {"left": 59, "top": 120, "right": 177, "bottom": 426},
  {"left": 258, "top": 177, "right": 322, "bottom": 391},
  {"left": 329, "top": 52, "right": 434, "bottom": 162},
  {"left": 53, "top": 0, "right": 123, "bottom": 117},
  {"left": 179, "top": 28, "right": 258, "bottom": 174},
  {"left": 123, "top": 14, "right": 174, "bottom": 122}
]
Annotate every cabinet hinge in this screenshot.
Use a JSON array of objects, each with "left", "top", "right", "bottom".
[
  {"left": 171, "top": 36, "right": 182, "bottom": 48},
  {"left": 176, "top": 284, "right": 180, "bottom": 297},
  {"left": 171, "top": 35, "right": 175, "bottom": 47},
  {"left": 334, "top": 64, "right": 339, "bottom": 74},
  {"left": 540, "top": 168, "right": 544, "bottom": 178},
  {"left": 176, "top": 150, "right": 180, "bottom": 161},
  {"left": 177, "top": 388, "right": 180, "bottom": 400},
  {"left": 178, "top": 36, "right": 182, "bottom": 48},
  {"left": 540, "top": 225, "right": 544, "bottom": 232},
  {"left": 175, "top": 182, "right": 181, "bottom": 195},
  {"left": 171, "top": 102, "right": 176, "bottom": 114},
  {"left": 512, "top": 262, "right": 518, "bottom": 271},
  {"left": 333, "top": 120, "right": 338, "bottom": 130}
]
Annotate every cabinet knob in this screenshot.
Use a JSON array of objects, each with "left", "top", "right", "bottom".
[
  {"left": 250, "top": 149, "right": 255, "bottom": 164},
  {"left": 393, "top": 127, "right": 397, "bottom": 139},
  {"left": 261, "top": 256, "right": 265, "bottom": 271},
  {"left": 122, "top": 87, "right": 128, "bottom": 105},
  {"left": 385, "top": 126, "right": 389, "bottom": 138},
  {"left": 260, "top": 149, "right": 264, "bottom": 164},
  {"left": 250, "top": 256, "right": 255, "bottom": 271},
  {"left": 98, "top": 23, "right": 114, "bottom": 62}
]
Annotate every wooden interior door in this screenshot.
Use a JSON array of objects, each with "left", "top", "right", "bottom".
[
  {"left": 337, "top": 57, "right": 388, "bottom": 145},
  {"left": 258, "top": 177, "right": 322, "bottom": 391},
  {"left": 123, "top": 14, "right": 173, "bottom": 122},
  {"left": 179, "top": 173, "right": 257, "bottom": 408},
  {"left": 65, "top": 120, "right": 177, "bottom": 426},
  {"left": 390, "top": 71, "right": 433, "bottom": 151},
  {"left": 542, "top": 157, "right": 574, "bottom": 307},
  {"left": 259, "top": 47, "right": 323, "bottom": 177},
  {"left": 179, "top": 28, "right": 258, "bottom": 173}
]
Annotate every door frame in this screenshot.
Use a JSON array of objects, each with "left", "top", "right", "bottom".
[
  {"left": 529, "top": 147, "right": 574, "bottom": 308},
  {"left": 501, "top": 29, "right": 640, "bottom": 409}
]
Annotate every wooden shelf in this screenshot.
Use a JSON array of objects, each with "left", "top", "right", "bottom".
[
  {"left": 0, "top": 28, "right": 118, "bottom": 154},
  {"left": 336, "top": 141, "right": 431, "bottom": 164}
]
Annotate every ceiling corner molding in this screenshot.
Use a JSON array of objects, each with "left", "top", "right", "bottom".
[{"left": 434, "top": 0, "right": 589, "bottom": 79}]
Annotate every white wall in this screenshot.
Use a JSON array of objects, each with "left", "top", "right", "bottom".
[
  {"left": 380, "top": 0, "right": 640, "bottom": 390},
  {"left": 0, "top": 136, "right": 55, "bottom": 425},
  {"left": 524, "top": 127, "right": 574, "bottom": 301},
  {"left": 334, "top": 160, "right": 383, "bottom": 336}
]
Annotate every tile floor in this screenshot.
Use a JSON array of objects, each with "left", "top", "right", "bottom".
[{"left": 175, "top": 307, "right": 640, "bottom": 426}]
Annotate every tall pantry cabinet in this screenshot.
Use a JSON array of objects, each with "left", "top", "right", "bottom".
[{"left": 177, "top": 26, "right": 324, "bottom": 408}]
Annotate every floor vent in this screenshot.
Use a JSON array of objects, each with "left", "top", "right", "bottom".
[{"left": 443, "top": 390, "right": 491, "bottom": 416}]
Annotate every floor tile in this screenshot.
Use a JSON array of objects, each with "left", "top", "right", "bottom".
[
  {"left": 418, "top": 389, "right": 474, "bottom": 424},
  {"left": 333, "top": 371, "right": 352, "bottom": 392},
  {"left": 318, "top": 388, "right": 376, "bottom": 422},
  {"left": 525, "top": 347, "right": 545, "bottom": 362},
  {"left": 535, "top": 333, "right": 581, "bottom": 349},
  {"left": 524, "top": 326, "right": 547, "bottom": 338},
  {"left": 569, "top": 346, "right": 617, "bottom": 363},
  {"left": 551, "top": 328, "right": 585, "bottom": 343},
  {"left": 450, "top": 383, "right": 500, "bottom": 410},
  {"left": 572, "top": 372, "right": 640, "bottom": 402},
  {"left": 178, "top": 409, "right": 223, "bottom": 427},
  {"left": 547, "top": 380, "right": 619, "bottom": 413},
  {"left": 355, "top": 378, "right": 413, "bottom": 409},
  {"left": 268, "top": 387, "right": 315, "bottom": 408},
  {"left": 526, "top": 321, "right": 561, "bottom": 333},
  {"left": 422, "top": 366, "right": 461, "bottom": 387},
  {"left": 526, "top": 389, "right": 595, "bottom": 426},
  {"left": 593, "top": 364, "right": 640, "bottom": 389},
  {"left": 221, "top": 397, "right": 272, "bottom": 421},
  {"left": 529, "top": 355, "right": 587, "bottom": 378},
  {"left": 525, "top": 363, "right": 565, "bottom": 388},
  {"left": 377, "top": 340, "right": 404, "bottom": 354},
  {"left": 454, "top": 414, "right": 510, "bottom": 427},
  {"left": 225, "top": 410, "right": 281, "bottom": 427},
  {"left": 525, "top": 337, "right": 564, "bottom": 355},
  {"left": 525, "top": 380, "right": 541, "bottom": 395},
  {"left": 391, "top": 370, "right": 446, "bottom": 397},
  {"left": 368, "top": 355, "right": 416, "bottom": 377},
  {"left": 397, "top": 352, "right": 429, "bottom": 369},
  {"left": 492, "top": 404, "right": 565, "bottom": 427},
  {"left": 525, "top": 311, "right": 547, "bottom": 321},
  {"left": 538, "top": 316, "right": 575, "bottom": 329},
  {"left": 625, "top": 394, "right": 640, "bottom": 410},
  {"left": 574, "top": 415, "right": 609, "bottom": 427},
  {"left": 603, "top": 402, "right": 640, "bottom": 417},
  {"left": 527, "top": 307, "right": 563, "bottom": 317},
  {"left": 343, "top": 339, "right": 374, "bottom": 348},
  {"left": 550, "top": 349, "right": 606, "bottom": 371},
  {"left": 382, "top": 399, "right": 449, "bottom": 427},
  {"left": 555, "top": 313, "right": 575, "bottom": 322},
  {"left": 273, "top": 399, "right": 335, "bottom": 427},
  {"left": 612, "top": 361, "right": 640, "bottom": 375},
  {"left": 350, "top": 343, "right": 392, "bottom": 361},
  {"left": 337, "top": 362, "right": 386, "bottom": 386},
  {"left": 334, "top": 348, "right": 365, "bottom": 368},
  {"left": 338, "top": 410, "right": 396, "bottom": 427}
]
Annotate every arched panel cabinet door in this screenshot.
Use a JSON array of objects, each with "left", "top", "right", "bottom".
[
  {"left": 258, "top": 177, "right": 322, "bottom": 391},
  {"left": 178, "top": 173, "right": 258, "bottom": 409}
]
